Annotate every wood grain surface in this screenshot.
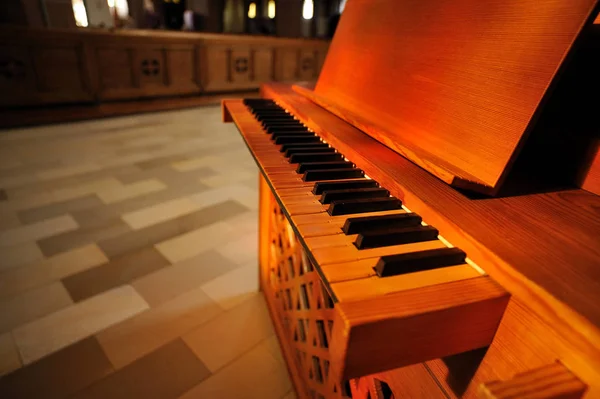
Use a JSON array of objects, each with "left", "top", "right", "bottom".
[
  {"left": 259, "top": 83, "right": 600, "bottom": 368},
  {"left": 426, "top": 299, "right": 600, "bottom": 398},
  {"left": 330, "top": 277, "right": 508, "bottom": 380},
  {"left": 478, "top": 362, "right": 586, "bottom": 399},
  {"left": 311, "top": 0, "right": 599, "bottom": 193}
]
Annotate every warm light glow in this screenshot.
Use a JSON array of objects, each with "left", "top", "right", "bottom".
[
  {"left": 108, "top": 0, "right": 129, "bottom": 19},
  {"left": 248, "top": 2, "right": 256, "bottom": 19},
  {"left": 302, "top": 0, "right": 313, "bottom": 20},
  {"left": 339, "top": 0, "right": 347, "bottom": 13},
  {"left": 114, "top": 0, "right": 129, "bottom": 18},
  {"left": 72, "top": 0, "right": 88, "bottom": 27},
  {"left": 267, "top": 0, "right": 275, "bottom": 19}
]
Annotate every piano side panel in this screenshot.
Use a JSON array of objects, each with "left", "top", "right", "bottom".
[
  {"left": 258, "top": 174, "right": 346, "bottom": 399},
  {"left": 426, "top": 298, "right": 600, "bottom": 398}
]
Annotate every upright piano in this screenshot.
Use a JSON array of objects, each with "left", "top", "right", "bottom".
[{"left": 222, "top": 1, "right": 600, "bottom": 397}]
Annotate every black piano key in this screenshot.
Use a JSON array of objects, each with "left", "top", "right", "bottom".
[
  {"left": 258, "top": 115, "right": 295, "bottom": 121},
  {"left": 296, "top": 161, "right": 353, "bottom": 174},
  {"left": 263, "top": 120, "right": 301, "bottom": 124},
  {"left": 327, "top": 197, "right": 402, "bottom": 216},
  {"left": 284, "top": 146, "right": 334, "bottom": 157},
  {"left": 303, "top": 168, "right": 364, "bottom": 182},
  {"left": 271, "top": 132, "right": 315, "bottom": 140},
  {"left": 289, "top": 153, "right": 343, "bottom": 164},
  {"left": 254, "top": 110, "right": 288, "bottom": 115},
  {"left": 354, "top": 225, "right": 439, "bottom": 249},
  {"left": 267, "top": 126, "right": 307, "bottom": 134},
  {"left": 320, "top": 187, "right": 390, "bottom": 204},
  {"left": 254, "top": 111, "right": 289, "bottom": 116},
  {"left": 312, "top": 179, "right": 379, "bottom": 195},
  {"left": 275, "top": 136, "right": 322, "bottom": 145},
  {"left": 280, "top": 143, "right": 330, "bottom": 153},
  {"left": 244, "top": 100, "right": 275, "bottom": 107},
  {"left": 342, "top": 213, "right": 423, "bottom": 235},
  {"left": 374, "top": 247, "right": 467, "bottom": 277},
  {"left": 262, "top": 120, "right": 297, "bottom": 128}
]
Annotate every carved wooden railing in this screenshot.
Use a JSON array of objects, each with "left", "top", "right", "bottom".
[{"left": 0, "top": 26, "right": 328, "bottom": 107}]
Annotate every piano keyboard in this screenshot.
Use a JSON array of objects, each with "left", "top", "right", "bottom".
[
  {"left": 224, "top": 98, "right": 509, "bottom": 386},
  {"left": 244, "top": 98, "right": 477, "bottom": 280}
]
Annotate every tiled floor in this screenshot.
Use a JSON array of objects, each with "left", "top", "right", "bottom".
[{"left": 0, "top": 106, "right": 295, "bottom": 398}]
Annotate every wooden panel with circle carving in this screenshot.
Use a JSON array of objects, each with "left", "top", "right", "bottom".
[
  {"left": 230, "top": 49, "right": 252, "bottom": 83},
  {"left": 298, "top": 50, "right": 317, "bottom": 81},
  {"left": 0, "top": 46, "right": 35, "bottom": 93},
  {"left": 138, "top": 50, "right": 164, "bottom": 86}
]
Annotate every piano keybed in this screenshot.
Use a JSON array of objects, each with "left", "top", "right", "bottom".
[{"left": 226, "top": 98, "right": 510, "bottom": 398}]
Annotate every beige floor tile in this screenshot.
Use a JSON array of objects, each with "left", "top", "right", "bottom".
[
  {"left": 182, "top": 293, "right": 275, "bottom": 373},
  {"left": 0, "top": 337, "right": 113, "bottom": 399},
  {"left": 224, "top": 211, "right": 259, "bottom": 235},
  {"left": 123, "top": 135, "right": 173, "bottom": 148},
  {"left": 199, "top": 169, "right": 257, "bottom": 188},
  {"left": 155, "top": 220, "right": 235, "bottom": 264},
  {"left": 180, "top": 335, "right": 290, "bottom": 399},
  {"left": 0, "top": 332, "right": 22, "bottom": 377},
  {"left": 18, "top": 194, "right": 103, "bottom": 224},
  {"left": 13, "top": 285, "right": 148, "bottom": 365},
  {"left": 0, "top": 282, "right": 73, "bottom": 334},
  {"left": 37, "top": 163, "right": 101, "bottom": 181},
  {"left": 188, "top": 184, "right": 257, "bottom": 210},
  {"left": 99, "top": 200, "right": 247, "bottom": 259},
  {"left": 97, "top": 285, "right": 222, "bottom": 369},
  {"left": 0, "top": 244, "right": 108, "bottom": 300},
  {"left": 201, "top": 262, "right": 259, "bottom": 310},
  {"left": 0, "top": 214, "right": 78, "bottom": 247},
  {"left": 132, "top": 250, "right": 238, "bottom": 307},
  {"left": 1, "top": 178, "right": 120, "bottom": 213},
  {"left": 215, "top": 232, "right": 258, "bottom": 266},
  {"left": 37, "top": 216, "right": 130, "bottom": 257},
  {"left": 62, "top": 247, "right": 169, "bottom": 302},
  {"left": 0, "top": 211, "right": 21, "bottom": 231},
  {"left": 72, "top": 339, "right": 210, "bottom": 399},
  {"left": 97, "top": 179, "right": 166, "bottom": 204},
  {"left": 49, "top": 177, "right": 121, "bottom": 206},
  {"left": 170, "top": 155, "right": 220, "bottom": 172},
  {"left": 0, "top": 173, "right": 39, "bottom": 189},
  {"left": 0, "top": 242, "right": 44, "bottom": 272},
  {"left": 6, "top": 164, "right": 140, "bottom": 201},
  {"left": 121, "top": 197, "right": 200, "bottom": 230},
  {"left": 264, "top": 334, "right": 286, "bottom": 367}
]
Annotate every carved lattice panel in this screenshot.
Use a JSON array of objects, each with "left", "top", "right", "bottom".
[
  {"left": 259, "top": 177, "right": 353, "bottom": 399},
  {"left": 258, "top": 175, "right": 406, "bottom": 399}
]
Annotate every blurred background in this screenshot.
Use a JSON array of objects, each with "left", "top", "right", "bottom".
[{"left": 0, "top": 0, "right": 347, "bottom": 38}]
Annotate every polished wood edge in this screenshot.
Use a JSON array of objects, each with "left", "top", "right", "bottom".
[
  {"left": 222, "top": 98, "right": 341, "bottom": 304},
  {"left": 292, "top": 84, "right": 494, "bottom": 193},
  {"left": 257, "top": 173, "right": 305, "bottom": 398},
  {"left": 578, "top": 139, "right": 600, "bottom": 196},
  {"left": 258, "top": 82, "right": 600, "bottom": 364},
  {"left": 330, "top": 276, "right": 509, "bottom": 381},
  {"left": 0, "top": 26, "right": 331, "bottom": 46},
  {"left": 221, "top": 100, "right": 234, "bottom": 123},
  {"left": 478, "top": 361, "right": 587, "bottom": 399}
]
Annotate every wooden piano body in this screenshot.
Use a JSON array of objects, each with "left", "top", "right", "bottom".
[{"left": 222, "top": 1, "right": 600, "bottom": 397}]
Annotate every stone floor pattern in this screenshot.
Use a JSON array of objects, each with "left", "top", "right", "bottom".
[{"left": 0, "top": 106, "right": 295, "bottom": 399}]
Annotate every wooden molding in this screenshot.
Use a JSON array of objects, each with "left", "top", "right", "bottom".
[
  {"left": 329, "top": 277, "right": 509, "bottom": 381},
  {"left": 479, "top": 362, "right": 587, "bottom": 399}
]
